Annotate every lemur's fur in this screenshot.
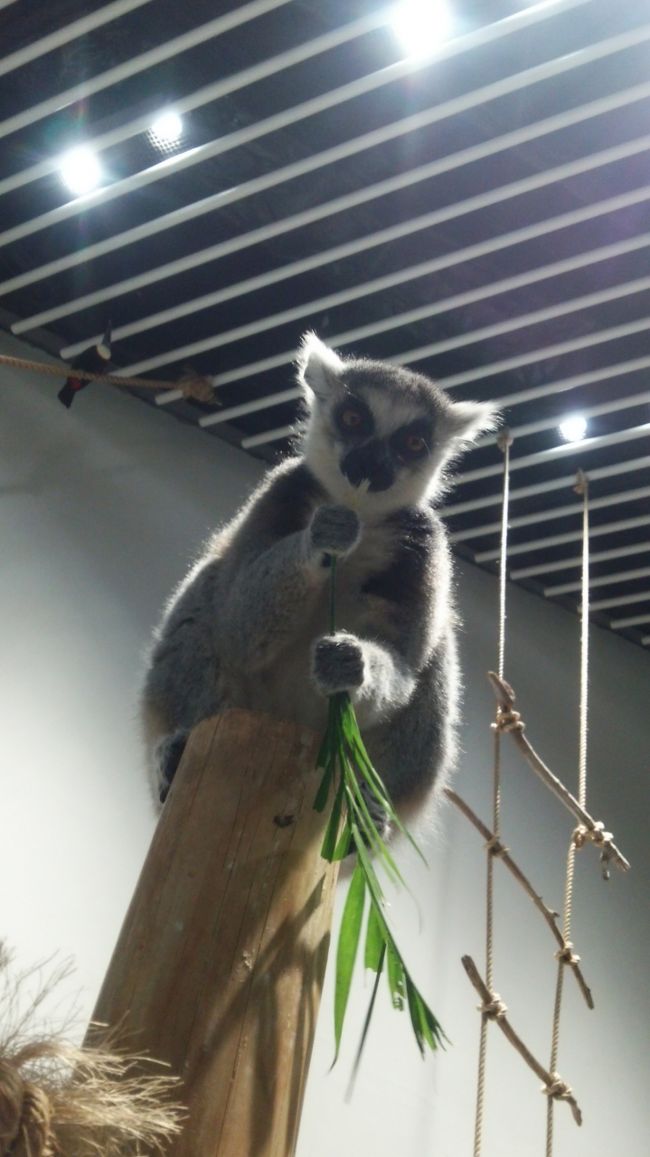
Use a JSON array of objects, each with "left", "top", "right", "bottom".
[{"left": 141, "top": 334, "right": 497, "bottom": 820}]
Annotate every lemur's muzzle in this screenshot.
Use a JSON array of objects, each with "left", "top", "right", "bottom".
[{"left": 341, "top": 440, "right": 395, "bottom": 492}]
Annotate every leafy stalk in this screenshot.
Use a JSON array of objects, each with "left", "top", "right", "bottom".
[{"left": 315, "top": 555, "right": 446, "bottom": 1070}]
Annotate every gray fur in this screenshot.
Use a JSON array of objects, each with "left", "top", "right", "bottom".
[{"left": 141, "top": 333, "right": 497, "bottom": 817}]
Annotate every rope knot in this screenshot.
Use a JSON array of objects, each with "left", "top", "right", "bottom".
[
  {"left": 555, "top": 941, "right": 581, "bottom": 967},
  {"left": 491, "top": 706, "right": 525, "bottom": 734},
  {"left": 573, "top": 821, "right": 614, "bottom": 878},
  {"left": 543, "top": 1073, "right": 574, "bottom": 1104},
  {"left": 484, "top": 835, "right": 508, "bottom": 858},
  {"left": 479, "top": 993, "right": 508, "bottom": 1020}
]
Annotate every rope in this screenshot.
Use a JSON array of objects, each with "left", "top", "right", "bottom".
[
  {"left": 546, "top": 471, "right": 590, "bottom": 1157},
  {"left": 473, "top": 428, "right": 512, "bottom": 1157},
  {"left": 0, "top": 352, "right": 216, "bottom": 400},
  {"left": 0, "top": 1061, "right": 55, "bottom": 1157}
]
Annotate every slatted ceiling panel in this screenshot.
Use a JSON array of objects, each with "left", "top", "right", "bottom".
[{"left": 1, "top": 1, "right": 650, "bottom": 651}]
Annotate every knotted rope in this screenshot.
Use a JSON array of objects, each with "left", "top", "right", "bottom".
[
  {"left": 546, "top": 470, "right": 591, "bottom": 1157},
  {"left": 473, "top": 428, "right": 512, "bottom": 1157}
]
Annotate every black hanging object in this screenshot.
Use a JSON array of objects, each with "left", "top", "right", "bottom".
[{"left": 57, "top": 322, "right": 113, "bottom": 408}]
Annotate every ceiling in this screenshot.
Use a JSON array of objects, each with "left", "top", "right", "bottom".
[{"left": 1, "top": 0, "right": 649, "bottom": 651}]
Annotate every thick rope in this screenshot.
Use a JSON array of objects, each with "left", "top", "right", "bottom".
[
  {"left": 0, "top": 352, "right": 216, "bottom": 400},
  {"left": 473, "top": 429, "right": 512, "bottom": 1157},
  {"left": 546, "top": 471, "right": 590, "bottom": 1157}
]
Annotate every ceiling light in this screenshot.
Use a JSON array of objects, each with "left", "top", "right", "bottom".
[
  {"left": 149, "top": 110, "right": 183, "bottom": 150},
  {"left": 390, "top": 0, "right": 453, "bottom": 59},
  {"left": 559, "top": 414, "right": 588, "bottom": 443},
  {"left": 58, "top": 146, "right": 102, "bottom": 197}
]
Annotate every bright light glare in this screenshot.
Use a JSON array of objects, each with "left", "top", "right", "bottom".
[
  {"left": 391, "top": 0, "right": 453, "bottom": 59},
  {"left": 559, "top": 414, "right": 588, "bottom": 443},
  {"left": 149, "top": 109, "right": 183, "bottom": 148},
  {"left": 58, "top": 146, "right": 102, "bottom": 196}
]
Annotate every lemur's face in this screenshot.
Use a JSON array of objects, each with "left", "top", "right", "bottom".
[
  {"left": 330, "top": 386, "right": 435, "bottom": 501},
  {"left": 297, "top": 334, "right": 497, "bottom": 516}
]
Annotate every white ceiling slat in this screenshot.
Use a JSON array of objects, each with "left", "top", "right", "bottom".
[
  {"left": 0, "top": 4, "right": 380, "bottom": 179},
  {"left": 0, "top": 0, "right": 587, "bottom": 176},
  {"left": 442, "top": 457, "right": 650, "bottom": 519},
  {"left": 55, "top": 173, "right": 650, "bottom": 358},
  {"left": 211, "top": 350, "right": 650, "bottom": 445},
  {"left": 242, "top": 425, "right": 296, "bottom": 450},
  {"left": 458, "top": 422, "right": 650, "bottom": 488},
  {"left": 6, "top": 75, "right": 650, "bottom": 306},
  {"left": 0, "top": 0, "right": 154, "bottom": 80},
  {"left": 474, "top": 514, "right": 650, "bottom": 563},
  {"left": 510, "top": 542, "right": 650, "bottom": 580},
  {"left": 592, "top": 591, "right": 650, "bottom": 611},
  {"left": 610, "top": 612, "right": 650, "bottom": 628},
  {"left": 0, "top": 13, "right": 644, "bottom": 252},
  {"left": 450, "top": 487, "right": 650, "bottom": 542},
  {"left": 545, "top": 564, "right": 650, "bottom": 598}
]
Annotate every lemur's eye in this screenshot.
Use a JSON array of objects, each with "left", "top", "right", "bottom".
[
  {"left": 340, "top": 408, "right": 364, "bottom": 429},
  {"left": 405, "top": 434, "right": 427, "bottom": 454}
]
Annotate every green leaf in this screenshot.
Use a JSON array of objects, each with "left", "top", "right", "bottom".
[
  {"left": 347, "top": 942, "right": 386, "bottom": 1098},
  {"left": 320, "top": 775, "right": 345, "bottom": 861},
  {"left": 386, "top": 941, "right": 406, "bottom": 1011},
  {"left": 333, "top": 862, "right": 367, "bottom": 1063},
  {"left": 364, "top": 897, "right": 385, "bottom": 974}
]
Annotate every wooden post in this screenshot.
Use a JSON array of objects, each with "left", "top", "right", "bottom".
[{"left": 89, "top": 709, "right": 338, "bottom": 1157}]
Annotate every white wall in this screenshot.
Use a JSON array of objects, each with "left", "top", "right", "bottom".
[{"left": 1, "top": 333, "right": 647, "bottom": 1156}]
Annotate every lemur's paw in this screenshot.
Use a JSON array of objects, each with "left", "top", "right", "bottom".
[
  {"left": 310, "top": 504, "right": 361, "bottom": 557},
  {"left": 312, "top": 631, "right": 365, "bottom": 695},
  {"left": 155, "top": 729, "right": 189, "bottom": 803}
]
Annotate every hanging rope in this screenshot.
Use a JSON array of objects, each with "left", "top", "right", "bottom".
[
  {"left": 545, "top": 470, "right": 590, "bottom": 1157},
  {"left": 0, "top": 352, "right": 217, "bottom": 401},
  {"left": 473, "top": 428, "right": 513, "bottom": 1157}
]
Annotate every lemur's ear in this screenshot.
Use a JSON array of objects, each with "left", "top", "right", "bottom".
[
  {"left": 296, "top": 332, "right": 345, "bottom": 399},
  {"left": 441, "top": 399, "right": 500, "bottom": 445}
]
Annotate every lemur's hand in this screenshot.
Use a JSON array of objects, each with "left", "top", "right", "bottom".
[
  {"left": 312, "top": 631, "right": 365, "bottom": 695},
  {"left": 309, "top": 505, "right": 361, "bottom": 558}
]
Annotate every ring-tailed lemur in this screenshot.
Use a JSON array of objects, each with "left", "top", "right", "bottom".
[{"left": 141, "top": 334, "right": 497, "bottom": 822}]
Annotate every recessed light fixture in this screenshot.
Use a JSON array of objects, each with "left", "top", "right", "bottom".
[
  {"left": 559, "top": 414, "right": 588, "bottom": 443},
  {"left": 149, "top": 109, "right": 183, "bottom": 151},
  {"left": 390, "top": 0, "right": 453, "bottom": 59},
  {"left": 58, "top": 145, "right": 103, "bottom": 196}
]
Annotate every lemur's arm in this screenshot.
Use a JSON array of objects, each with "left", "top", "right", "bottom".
[
  {"left": 219, "top": 503, "right": 361, "bottom": 669},
  {"left": 312, "top": 509, "right": 445, "bottom": 727}
]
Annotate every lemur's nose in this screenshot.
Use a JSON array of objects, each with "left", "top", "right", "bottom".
[{"left": 341, "top": 440, "right": 395, "bottom": 492}]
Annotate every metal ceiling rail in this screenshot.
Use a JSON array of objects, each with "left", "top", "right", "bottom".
[
  {"left": 449, "top": 485, "right": 650, "bottom": 541},
  {"left": 474, "top": 514, "right": 650, "bottom": 563},
  {"left": 145, "top": 309, "right": 650, "bottom": 411},
  {"left": 441, "top": 456, "right": 650, "bottom": 518},
  {"left": 545, "top": 563, "right": 650, "bottom": 597},
  {"left": 241, "top": 425, "right": 295, "bottom": 450},
  {"left": 0, "top": 11, "right": 642, "bottom": 251},
  {"left": 118, "top": 234, "right": 650, "bottom": 379},
  {"left": 458, "top": 420, "right": 650, "bottom": 487},
  {"left": 609, "top": 612, "right": 650, "bottom": 628},
  {"left": 0, "top": 3, "right": 378, "bottom": 179},
  {"left": 591, "top": 590, "right": 650, "bottom": 611},
  {"left": 0, "top": 0, "right": 153, "bottom": 80},
  {"left": 8, "top": 73, "right": 650, "bottom": 304},
  {"left": 511, "top": 541, "right": 649, "bottom": 580},
  {"left": 217, "top": 378, "right": 650, "bottom": 450},
  {"left": 57, "top": 164, "right": 650, "bottom": 357},
  {"left": 189, "top": 231, "right": 650, "bottom": 423},
  {"left": 481, "top": 385, "right": 650, "bottom": 446},
  {"left": 474, "top": 351, "right": 650, "bottom": 421}
]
